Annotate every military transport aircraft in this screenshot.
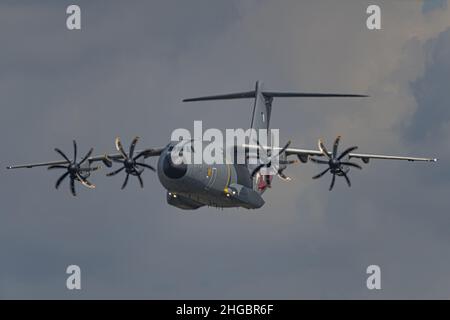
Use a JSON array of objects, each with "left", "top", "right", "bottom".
[{"left": 7, "top": 81, "right": 437, "bottom": 210}]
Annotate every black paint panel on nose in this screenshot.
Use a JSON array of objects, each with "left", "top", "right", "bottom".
[{"left": 163, "top": 154, "right": 187, "bottom": 179}]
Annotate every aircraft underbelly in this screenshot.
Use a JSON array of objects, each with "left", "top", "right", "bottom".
[{"left": 179, "top": 192, "right": 241, "bottom": 208}]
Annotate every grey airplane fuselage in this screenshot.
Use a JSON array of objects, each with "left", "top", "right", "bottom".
[{"left": 156, "top": 142, "right": 265, "bottom": 210}]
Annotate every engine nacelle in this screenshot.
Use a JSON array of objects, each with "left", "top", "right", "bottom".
[{"left": 297, "top": 154, "right": 309, "bottom": 163}]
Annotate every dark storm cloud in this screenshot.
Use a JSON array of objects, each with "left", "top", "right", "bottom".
[
  {"left": 406, "top": 28, "right": 450, "bottom": 142},
  {"left": 403, "top": 27, "right": 450, "bottom": 187},
  {"left": 422, "top": 0, "right": 447, "bottom": 13},
  {"left": 1, "top": 0, "right": 450, "bottom": 299}
]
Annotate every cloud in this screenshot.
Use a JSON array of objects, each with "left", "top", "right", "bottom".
[
  {"left": 422, "top": 0, "right": 448, "bottom": 13},
  {"left": 406, "top": 28, "right": 450, "bottom": 141}
]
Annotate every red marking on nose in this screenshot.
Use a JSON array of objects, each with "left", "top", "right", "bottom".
[{"left": 257, "top": 175, "right": 273, "bottom": 191}]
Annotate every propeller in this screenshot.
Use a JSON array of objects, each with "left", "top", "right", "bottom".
[
  {"left": 250, "top": 140, "right": 292, "bottom": 188},
  {"left": 49, "top": 140, "right": 100, "bottom": 196},
  {"left": 276, "top": 158, "right": 299, "bottom": 181},
  {"left": 310, "top": 136, "right": 362, "bottom": 191},
  {"left": 106, "top": 136, "right": 156, "bottom": 189}
]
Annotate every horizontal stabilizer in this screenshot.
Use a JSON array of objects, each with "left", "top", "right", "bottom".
[
  {"left": 263, "top": 92, "right": 368, "bottom": 98},
  {"left": 183, "top": 90, "right": 368, "bottom": 102},
  {"left": 183, "top": 91, "right": 255, "bottom": 102},
  {"left": 183, "top": 81, "right": 368, "bottom": 102}
]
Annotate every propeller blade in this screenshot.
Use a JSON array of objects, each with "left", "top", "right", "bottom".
[
  {"left": 106, "top": 166, "right": 125, "bottom": 177},
  {"left": 310, "top": 157, "right": 329, "bottom": 164},
  {"left": 133, "top": 150, "right": 147, "bottom": 161},
  {"left": 121, "top": 173, "right": 130, "bottom": 190},
  {"left": 115, "top": 137, "right": 128, "bottom": 159},
  {"left": 333, "top": 135, "right": 341, "bottom": 158},
  {"left": 329, "top": 173, "right": 336, "bottom": 191},
  {"left": 48, "top": 165, "right": 68, "bottom": 170},
  {"left": 318, "top": 139, "right": 331, "bottom": 159},
  {"left": 54, "top": 148, "right": 71, "bottom": 163},
  {"left": 76, "top": 173, "right": 96, "bottom": 189},
  {"left": 340, "top": 161, "right": 362, "bottom": 170},
  {"left": 251, "top": 164, "right": 265, "bottom": 177},
  {"left": 70, "top": 177, "right": 76, "bottom": 196},
  {"left": 55, "top": 171, "right": 70, "bottom": 189},
  {"left": 338, "top": 146, "right": 358, "bottom": 160},
  {"left": 79, "top": 148, "right": 93, "bottom": 165},
  {"left": 277, "top": 170, "right": 292, "bottom": 181},
  {"left": 135, "top": 162, "right": 156, "bottom": 171},
  {"left": 273, "top": 140, "right": 292, "bottom": 158},
  {"left": 51, "top": 142, "right": 100, "bottom": 195},
  {"left": 106, "top": 138, "right": 155, "bottom": 190},
  {"left": 129, "top": 136, "right": 140, "bottom": 158},
  {"left": 137, "top": 174, "right": 144, "bottom": 188},
  {"left": 73, "top": 140, "right": 78, "bottom": 163},
  {"left": 342, "top": 171, "right": 351, "bottom": 187},
  {"left": 312, "top": 167, "right": 330, "bottom": 179}
]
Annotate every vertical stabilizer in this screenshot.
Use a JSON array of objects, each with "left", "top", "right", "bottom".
[{"left": 250, "top": 81, "right": 272, "bottom": 134}]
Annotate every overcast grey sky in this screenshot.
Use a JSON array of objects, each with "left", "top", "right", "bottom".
[{"left": 1, "top": 0, "right": 449, "bottom": 299}]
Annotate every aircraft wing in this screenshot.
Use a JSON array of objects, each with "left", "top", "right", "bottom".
[
  {"left": 284, "top": 148, "right": 437, "bottom": 163},
  {"left": 6, "top": 148, "right": 164, "bottom": 170},
  {"left": 86, "top": 148, "right": 164, "bottom": 164},
  {"left": 242, "top": 144, "right": 437, "bottom": 163}
]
